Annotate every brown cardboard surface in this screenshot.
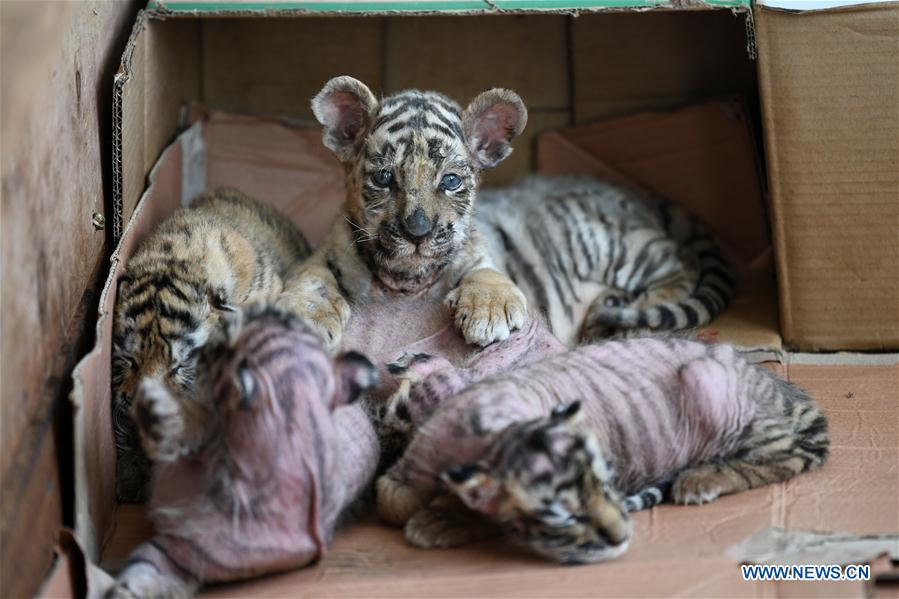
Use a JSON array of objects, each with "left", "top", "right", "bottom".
[
  {"left": 202, "top": 18, "right": 384, "bottom": 121},
  {"left": 755, "top": 3, "right": 899, "bottom": 351},
  {"left": 202, "top": 111, "right": 346, "bottom": 246},
  {"left": 383, "top": 15, "right": 568, "bottom": 110},
  {"left": 116, "top": 17, "right": 200, "bottom": 235},
  {"left": 100, "top": 364, "right": 899, "bottom": 598},
  {"left": 571, "top": 11, "right": 757, "bottom": 122}
]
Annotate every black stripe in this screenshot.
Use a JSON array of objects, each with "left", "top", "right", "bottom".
[
  {"left": 681, "top": 303, "right": 700, "bottom": 327},
  {"left": 656, "top": 305, "right": 676, "bottom": 328},
  {"left": 496, "top": 227, "right": 550, "bottom": 317}
]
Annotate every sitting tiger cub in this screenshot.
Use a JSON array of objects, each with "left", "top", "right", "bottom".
[
  {"left": 282, "top": 77, "right": 530, "bottom": 349},
  {"left": 112, "top": 188, "right": 310, "bottom": 501},
  {"left": 285, "top": 76, "right": 732, "bottom": 350}
]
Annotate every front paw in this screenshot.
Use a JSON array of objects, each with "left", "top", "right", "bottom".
[
  {"left": 279, "top": 284, "right": 350, "bottom": 351},
  {"left": 445, "top": 269, "right": 527, "bottom": 346},
  {"left": 132, "top": 380, "right": 190, "bottom": 463}
]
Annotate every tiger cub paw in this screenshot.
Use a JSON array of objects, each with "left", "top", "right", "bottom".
[
  {"left": 107, "top": 563, "right": 192, "bottom": 599},
  {"left": 445, "top": 268, "right": 527, "bottom": 347},
  {"left": 671, "top": 466, "right": 727, "bottom": 505},
  {"left": 132, "top": 379, "right": 192, "bottom": 463},
  {"left": 404, "top": 496, "right": 497, "bottom": 549},
  {"left": 278, "top": 273, "right": 350, "bottom": 351},
  {"left": 376, "top": 475, "right": 432, "bottom": 527}
]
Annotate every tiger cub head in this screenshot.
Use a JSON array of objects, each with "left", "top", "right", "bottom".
[
  {"left": 443, "top": 401, "right": 632, "bottom": 564},
  {"left": 112, "top": 267, "right": 233, "bottom": 419},
  {"left": 311, "top": 76, "right": 527, "bottom": 293},
  {"left": 193, "top": 305, "right": 378, "bottom": 451}
]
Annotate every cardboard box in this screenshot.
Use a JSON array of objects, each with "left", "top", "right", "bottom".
[
  {"left": 754, "top": 0, "right": 899, "bottom": 351},
  {"left": 57, "top": 0, "right": 899, "bottom": 596}
]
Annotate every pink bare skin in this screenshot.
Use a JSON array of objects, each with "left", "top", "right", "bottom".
[{"left": 108, "top": 308, "right": 381, "bottom": 598}]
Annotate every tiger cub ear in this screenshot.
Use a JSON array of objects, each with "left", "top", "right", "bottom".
[
  {"left": 442, "top": 464, "right": 505, "bottom": 516},
  {"left": 311, "top": 76, "right": 379, "bottom": 162},
  {"left": 333, "top": 351, "right": 379, "bottom": 409},
  {"left": 462, "top": 88, "right": 528, "bottom": 170},
  {"left": 219, "top": 307, "right": 245, "bottom": 346},
  {"left": 550, "top": 400, "right": 583, "bottom": 425}
]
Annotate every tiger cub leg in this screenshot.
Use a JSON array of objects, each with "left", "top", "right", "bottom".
[
  {"left": 277, "top": 261, "right": 351, "bottom": 351},
  {"left": 672, "top": 405, "right": 829, "bottom": 505},
  {"left": 404, "top": 494, "right": 501, "bottom": 549},
  {"left": 132, "top": 378, "right": 211, "bottom": 462}
]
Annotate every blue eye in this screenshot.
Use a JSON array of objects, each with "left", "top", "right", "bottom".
[
  {"left": 372, "top": 169, "right": 393, "bottom": 188},
  {"left": 441, "top": 173, "right": 462, "bottom": 191}
]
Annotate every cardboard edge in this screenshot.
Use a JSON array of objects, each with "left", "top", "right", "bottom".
[
  {"left": 70, "top": 122, "right": 204, "bottom": 561},
  {"left": 146, "top": 0, "right": 752, "bottom": 19},
  {"left": 145, "top": 2, "right": 750, "bottom": 19},
  {"left": 112, "top": 11, "right": 150, "bottom": 242}
]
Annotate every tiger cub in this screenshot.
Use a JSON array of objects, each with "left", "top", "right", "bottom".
[
  {"left": 284, "top": 76, "right": 732, "bottom": 352},
  {"left": 377, "top": 335, "right": 829, "bottom": 564},
  {"left": 476, "top": 176, "right": 733, "bottom": 346},
  {"left": 280, "top": 76, "right": 530, "bottom": 350},
  {"left": 112, "top": 188, "right": 310, "bottom": 501}
]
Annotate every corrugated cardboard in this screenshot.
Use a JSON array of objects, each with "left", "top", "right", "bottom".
[
  {"left": 571, "top": 10, "right": 757, "bottom": 122},
  {"left": 755, "top": 2, "right": 899, "bottom": 351},
  {"left": 202, "top": 18, "right": 384, "bottom": 121}
]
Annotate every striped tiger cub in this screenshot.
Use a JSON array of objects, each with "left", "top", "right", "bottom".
[
  {"left": 377, "top": 335, "right": 829, "bottom": 564},
  {"left": 476, "top": 176, "right": 734, "bottom": 345},
  {"left": 112, "top": 188, "right": 310, "bottom": 502},
  {"left": 285, "top": 75, "right": 732, "bottom": 352}
]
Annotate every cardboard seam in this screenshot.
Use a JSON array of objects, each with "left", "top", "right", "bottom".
[
  {"left": 753, "top": 8, "right": 794, "bottom": 349},
  {"left": 112, "top": 12, "right": 149, "bottom": 242}
]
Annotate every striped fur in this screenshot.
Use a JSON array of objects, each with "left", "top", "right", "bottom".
[
  {"left": 112, "top": 188, "right": 310, "bottom": 502},
  {"left": 281, "top": 76, "right": 529, "bottom": 350},
  {"left": 292, "top": 76, "right": 731, "bottom": 353},
  {"left": 377, "top": 332, "right": 829, "bottom": 563},
  {"left": 108, "top": 306, "right": 379, "bottom": 597},
  {"left": 476, "top": 176, "right": 734, "bottom": 346}
]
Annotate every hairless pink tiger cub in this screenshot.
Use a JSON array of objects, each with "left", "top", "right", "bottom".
[{"left": 377, "top": 327, "right": 830, "bottom": 564}]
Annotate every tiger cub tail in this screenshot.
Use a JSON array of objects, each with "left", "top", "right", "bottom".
[{"left": 581, "top": 204, "right": 734, "bottom": 337}]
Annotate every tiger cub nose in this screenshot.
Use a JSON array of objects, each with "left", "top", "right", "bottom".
[{"left": 403, "top": 208, "right": 433, "bottom": 241}]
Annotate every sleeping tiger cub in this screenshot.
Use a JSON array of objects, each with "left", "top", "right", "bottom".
[
  {"left": 284, "top": 76, "right": 732, "bottom": 351},
  {"left": 377, "top": 334, "right": 829, "bottom": 564},
  {"left": 112, "top": 188, "right": 310, "bottom": 502}
]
